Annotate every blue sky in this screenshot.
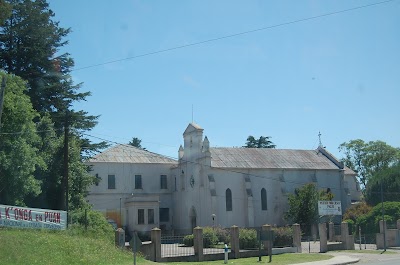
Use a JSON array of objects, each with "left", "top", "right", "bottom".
[{"left": 49, "top": 0, "right": 400, "bottom": 159}]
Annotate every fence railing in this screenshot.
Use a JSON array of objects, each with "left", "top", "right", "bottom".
[{"left": 161, "top": 235, "right": 194, "bottom": 258}]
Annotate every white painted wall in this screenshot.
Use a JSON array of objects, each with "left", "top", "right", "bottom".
[{"left": 87, "top": 161, "right": 174, "bottom": 233}]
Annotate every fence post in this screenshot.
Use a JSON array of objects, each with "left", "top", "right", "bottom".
[
  {"left": 319, "top": 223, "right": 327, "bottom": 253},
  {"left": 193, "top": 227, "right": 204, "bottom": 262},
  {"left": 292, "top": 224, "right": 301, "bottom": 253},
  {"left": 230, "top": 225, "right": 240, "bottom": 259},
  {"left": 377, "top": 220, "right": 387, "bottom": 250},
  {"left": 379, "top": 220, "right": 386, "bottom": 233},
  {"left": 151, "top": 227, "right": 161, "bottom": 262},
  {"left": 262, "top": 224, "right": 272, "bottom": 255},
  {"left": 341, "top": 222, "right": 354, "bottom": 250},
  {"left": 328, "top": 222, "right": 334, "bottom": 242},
  {"left": 311, "top": 223, "right": 318, "bottom": 242},
  {"left": 397, "top": 219, "right": 400, "bottom": 247}
]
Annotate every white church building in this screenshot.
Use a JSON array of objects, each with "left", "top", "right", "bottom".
[{"left": 86, "top": 123, "right": 361, "bottom": 235}]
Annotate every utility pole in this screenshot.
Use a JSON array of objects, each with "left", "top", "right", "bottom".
[
  {"left": 0, "top": 77, "right": 6, "bottom": 132},
  {"left": 63, "top": 111, "right": 69, "bottom": 225},
  {"left": 381, "top": 179, "right": 386, "bottom": 251}
]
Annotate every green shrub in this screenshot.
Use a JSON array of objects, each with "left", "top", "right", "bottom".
[
  {"left": 68, "top": 209, "right": 114, "bottom": 242},
  {"left": 272, "top": 226, "right": 293, "bottom": 247},
  {"left": 239, "top": 228, "right": 258, "bottom": 249},
  {"left": 183, "top": 234, "right": 194, "bottom": 247},
  {"left": 356, "top": 202, "right": 400, "bottom": 234},
  {"left": 214, "top": 226, "right": 230, "bottom": 243},
  {"left": 343, "top": 202, "right": 372, "bottom": 223},
  {"left": 203, "top": 227, "right": 218, "bottom": 247}
]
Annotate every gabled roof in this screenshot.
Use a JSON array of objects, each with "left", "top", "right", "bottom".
[
  {"left": 88, "top": 144, "right": 177, "bottom": 164},
  {"left": 210, "top": 148, "right": 342, "bottom": 170}
]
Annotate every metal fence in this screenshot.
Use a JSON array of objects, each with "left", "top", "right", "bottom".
[
  {"left": 301, "top": 225, "right": 320, "bottom": 253},
  {"left": 161, "top": 235, "right": 194, "bottom": 258}
]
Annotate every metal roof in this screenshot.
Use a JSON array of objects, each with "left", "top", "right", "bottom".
[
  {"left": 210, "top": 148, "right": 342, "bottom": 170},
  {"left": 89, "top": 144, "right": 177, "bottom": 164}
]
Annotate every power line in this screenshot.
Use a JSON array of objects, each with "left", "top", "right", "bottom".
[{"left": 72, "top": 0, "right": 397, "bottom": 72}]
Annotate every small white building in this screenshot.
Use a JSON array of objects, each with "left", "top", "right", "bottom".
[{"left": 86, "top": 123, "right": 361, "bottom": 235}]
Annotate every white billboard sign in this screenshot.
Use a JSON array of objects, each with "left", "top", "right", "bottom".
[
  {"left": 318, "top": 201, "right": 342, "bottom": 216},
  {"left": 0, "top": 204, "right": 67, "bottom": 230}
]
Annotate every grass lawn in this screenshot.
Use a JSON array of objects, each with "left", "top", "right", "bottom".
[
  {"left": 164, "top": 253, "right": 332, "bottom": 265},
  {"left": 0, "top": 228, "right": 156, "bottom": 265}
]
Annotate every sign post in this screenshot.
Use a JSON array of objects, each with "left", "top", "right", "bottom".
[
  {"left": 130, "top": 232, "right": 142, "bottom": 265},
  {"left": 260, "top": 230, "right": 274, "bottom": 262}
]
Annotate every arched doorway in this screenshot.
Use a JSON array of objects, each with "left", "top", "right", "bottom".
[{"left": 189, "top": 206, "right": 197, "bottom": 231}]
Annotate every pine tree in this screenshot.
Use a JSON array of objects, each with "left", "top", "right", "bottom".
[{"left": 0, "top": 0, "right": 106, "bottom": 209}]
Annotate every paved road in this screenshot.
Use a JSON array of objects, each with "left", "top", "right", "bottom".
[{"left": 327, "top": 248, "right": 400, "bottom": 264}]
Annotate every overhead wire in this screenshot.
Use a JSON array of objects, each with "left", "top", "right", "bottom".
[{"left": 71, "top": 0, "right": 398, "bottom": 72}]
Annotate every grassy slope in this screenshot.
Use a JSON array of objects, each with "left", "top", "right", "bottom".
[
  {"left": 0, "top": 228, "right": 333, "bottom": 265},
  {"left": 0, "top": 228, "right": 154, "bottom": 265}
]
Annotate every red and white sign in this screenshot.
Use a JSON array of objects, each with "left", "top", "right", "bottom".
[
  {"left": 0, "top": 204, "right": 67, "bottom": 230},
  {"left": 318, "top": 201, "right": 342, "bottom": 216}
]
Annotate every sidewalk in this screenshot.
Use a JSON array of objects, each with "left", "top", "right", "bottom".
[{"left": 290, "top": 255, "right": 360, "bottom": 265}]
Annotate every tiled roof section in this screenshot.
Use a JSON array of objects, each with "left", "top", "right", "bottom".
[
  {"left": 210, "top": 148, "right": 341, "bottom": 170},
  {"left": 89, "top": 144, "right": 177, "bottom": 164}
]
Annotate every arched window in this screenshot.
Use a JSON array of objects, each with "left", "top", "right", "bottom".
[
  {"left": 261, "top": 188, "right": 267, "bottom": 210},
  {"left": 226, "top": 189, "right": 232, "bottom": 211}
]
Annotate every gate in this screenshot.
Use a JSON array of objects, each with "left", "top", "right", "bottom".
[{"left": 301, "top": 224, "right": 320, "bottom": 253}]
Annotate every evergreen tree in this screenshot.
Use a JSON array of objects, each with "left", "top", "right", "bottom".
[
  {"left": 244, "top": 135, "right": 276, "bottom": 148},
  {"left": 128, "top": 137, "right": 146, "bottom": 150},
  {"left": 0, "top": 0, "right": 106, "bottom": 209}
]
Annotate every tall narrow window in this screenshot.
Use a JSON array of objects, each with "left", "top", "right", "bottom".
[
  {"left": 160, "top": 175, "right": 167, "bottom": 189},
  {"left": 135, "top": 175, "right": 142, "bottom": 189},
  {"left": 226, "top": 189, "right": 232, "bottom": 211},
  {"left": 138, "top": 209, "right": 144, "bottom": 224},
  {"left": 174, "top": 177, "right": 177, "bottom": 191},
  {"left": 261, "top": 188, "right": 267, "bottom": 210},
  {"left": 108, "top": 175, "right": 115, "bottom": 189},
  {"left": 148, "top": 209, "right": 154, "bottom": 224}
]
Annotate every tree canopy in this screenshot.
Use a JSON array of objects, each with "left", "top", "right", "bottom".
[
  {"left": 0, "top": 73, "right": 42, "bottom": 205},
  {"left": 0, "top": 0, "right": 105, "bottom": 209},
  {"left": 339, "top": 139, "right": 399, "bottom": 189},
  {"left": 244, "top": 135, "right": 276, "bottom": 148},
  {"left": 128, "top": 137, "right": 146, "bottom": 150},
  {"left": 285, "top": 183, "right": 319, "bottom": 226},
  {"left": 364, "top": 163, "right": 400, "bottom": 206}
]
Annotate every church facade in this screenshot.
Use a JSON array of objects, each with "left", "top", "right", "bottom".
[{"left": 86, "top": 123, "right": 360, "bottom": 235}]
